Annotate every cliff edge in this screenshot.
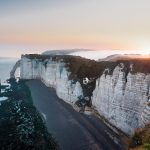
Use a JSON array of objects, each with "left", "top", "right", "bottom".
[{"left": 20, "top": 54, "right": 150, "bottom": 135}]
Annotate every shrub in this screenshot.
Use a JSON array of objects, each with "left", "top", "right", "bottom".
[{"left": 143, "top": 143, "right": 150, "bottom": 150}]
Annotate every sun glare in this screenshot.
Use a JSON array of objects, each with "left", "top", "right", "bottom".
[{"left": 135, "top": 49, "right": 150, "bottom": 55}]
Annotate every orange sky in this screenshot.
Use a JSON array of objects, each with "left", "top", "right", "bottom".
[{"left": 0, "top": 0, "right": 150, "bottom": 57}]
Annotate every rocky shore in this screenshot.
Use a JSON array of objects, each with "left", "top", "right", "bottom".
[{"left": 0, "top": 79, "right": 58, "bottom": 150}]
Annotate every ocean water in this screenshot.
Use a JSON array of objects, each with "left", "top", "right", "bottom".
[{"left": 0, "top": 58, "right": 19, "bottom": 84}]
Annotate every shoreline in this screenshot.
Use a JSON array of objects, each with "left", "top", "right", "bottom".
[{"left": 0, "top": 79, "right": 58, "bottom": 150}]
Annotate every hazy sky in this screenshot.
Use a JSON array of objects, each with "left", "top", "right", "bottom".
[{"left": 0, "top": 0, "right": 150, "bottom": 57}]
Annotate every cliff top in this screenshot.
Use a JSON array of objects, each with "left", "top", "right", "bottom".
[
  {"left": 99, "top": 54, "right": 150, "bottom": 62},
  {"left": 21, "top": 54, "right": 150, "bottom": 106},
  {"left": 22, "top": 54, "right": 118, "bottom": 77},
  {"left": 22, "top": 54, "right": 150, "bottom": 74}
]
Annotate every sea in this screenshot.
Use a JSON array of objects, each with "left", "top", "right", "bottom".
[{"left": 0, "top": 58, "right": 19, "bottom": 84}]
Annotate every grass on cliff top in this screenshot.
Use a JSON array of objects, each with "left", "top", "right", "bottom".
[
  {"left": 117, "top": 58, "right": 150, "bottom": 74},
  {"left": 23, "top": 54, "right": 150, "bottom": 74},
  {"left": 129, "top": 123, "right": 150, "bottom": 150},
  {"left": 64, "top": 56, "right": 118, "bottom": 78},
  {"left": 63, "top": 56, "right": 119, "bottom": 104}
]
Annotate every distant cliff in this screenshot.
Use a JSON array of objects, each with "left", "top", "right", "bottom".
[{"left": 20, "top": 54, "right": 150, "bottom": 135}]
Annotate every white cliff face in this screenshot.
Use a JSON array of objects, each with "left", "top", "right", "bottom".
[
  {"left": 20, "top": 56, "right": 83, "bottom": 104},
  {"left": 20, "top": 55, "right": 150, "bottom": 135},
  {"left": 20, "top": 57, "right": 40, "bottom": 79},
  {"left": 56, "top": 69, "right": 83, "bottom": 103},
  {"left": 92, "top": 65, "right": 150, "bottom": 135},
  {"left": 40, "top": 60, "right": 58, "bottom": 87}
]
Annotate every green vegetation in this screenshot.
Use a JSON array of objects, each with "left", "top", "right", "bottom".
[
  {"left": 129, "top": 123, "right": 150, "bottom": 150},
  {"left": 117, "top": 58, "right": 150, "bottom": 74},
  {"left": 0, "top": 79, "right": 58, "bottom": 150},
  {"left": 22, "top": 54, "right": 60, "bottom": 62},
  {"left": 24, "top": 54, "right": 150, "bottom": 74},
  {"left": 143, "top": 144, "right": 150, "bottom": 150}
]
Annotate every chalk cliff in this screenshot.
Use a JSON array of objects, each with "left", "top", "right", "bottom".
[
  {"left": 20, "top": 55, "right": 83, "bottom": 104},
  {"left": 20, "top": 54, "right": 150, "bottom": 135},
  {"left": 92, "top": 65, "right": 150, "bottom": 134}
]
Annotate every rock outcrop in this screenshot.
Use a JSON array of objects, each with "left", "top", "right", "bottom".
[
  {"left": 20, "top": 54, "right": 150, "bottom": 135},
  {"left": 92, "top": 65, "right": 150, "bottom": 134},
  {"left": 20, "top": 55, "right": 83, "bottom": 104},
  {"left": 10, "top": 60, "right": 21, "bottom": 79}
]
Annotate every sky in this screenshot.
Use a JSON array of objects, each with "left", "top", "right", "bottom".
[{"left": 0, "top": 0, "right": 150, "bottom": 57}]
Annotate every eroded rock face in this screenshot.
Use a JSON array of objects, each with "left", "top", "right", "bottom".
[
  {"left": 10, "top": 60, "right": 21, "bottom": 79},
  {"left": 20, "top": 55, "right": 150, "bottom": 135},
  {"left": 92, "top": 65, "right": 150, "bottom": 134},
  {"left": 20, "top": 56, "right": 83, "bottom": 104}
]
